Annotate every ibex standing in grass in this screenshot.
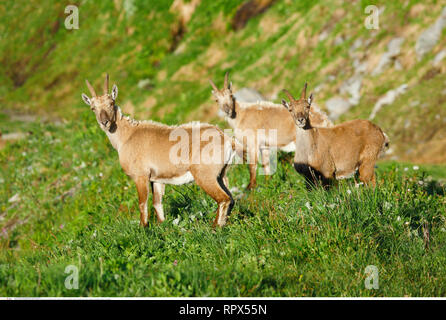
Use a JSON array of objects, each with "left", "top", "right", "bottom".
[
  {"left": 281, "top": 83, "right": 389, "bottom": 187},
  {"left": 210, "top": 72, "right": 332, "bottom": 189},
  {"left": 82, "top": 74, "right": 239, "bottom": 227}
]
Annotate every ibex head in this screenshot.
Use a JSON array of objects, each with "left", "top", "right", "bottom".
[
  {"left": 81, "top": 74, "right": 119, "bottom": 133},
  {"left": 209, "top": 72, "right": 236, "bottom": 118},
  {"left": 281, "top": 82, "right": 313, "bottom": 129}
]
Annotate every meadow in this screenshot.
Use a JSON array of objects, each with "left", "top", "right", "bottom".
[{"left": 0, "top": 113, "right": 445, "bottom": 296}]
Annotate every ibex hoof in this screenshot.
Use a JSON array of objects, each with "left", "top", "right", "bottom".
[
  {"left": 247, "top": 183, "right": 256, "bottom": 190},
  {"left": 140, "top": 221, "right": 148, "bottom": 227}
]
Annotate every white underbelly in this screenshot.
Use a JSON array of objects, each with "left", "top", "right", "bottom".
[
  {"left": 153, "top": 171, "right": 194, "bottom": 185},
  {"left": 279, "top": 141, "right": 296, "bottom": 152}
]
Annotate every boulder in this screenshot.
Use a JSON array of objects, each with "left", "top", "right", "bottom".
[
  {"left": 372, "top": 37, "right": 405, "bottom": 75},
  {"left": 325, "top": 97, "right": 352, "bottom": 120},
  {"left": 369, "top": 84, "right": 408, "bottom": 120},
  {"left": 433, "top": 49, "right": 446, "bottom": 67},
  {"left": 233, "top": 87, "right": 266, "bottom": 103},
  {"left": 340, "top": 75, "right": 362, "bottom": 106}
]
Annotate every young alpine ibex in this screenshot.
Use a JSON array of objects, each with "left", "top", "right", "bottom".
[
  {"left": 82, "top": 74, "right": 239, "bottom": 227},
  {"left": 281, "top": 83, "right": 389, "bottom": 187},
  {"left": 210, "top": 72, "right": 332, "bottom": 189}
]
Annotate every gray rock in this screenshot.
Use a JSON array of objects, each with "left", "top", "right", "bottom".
[
  {"left": 416, "top": 7, "right": 446, "bottom": 60},
  {"left": 433, "top": 49, "right": 446, "bottom": 66},
  {"left": 372, "top": 37, "right": 405, "bottom": 75},
  {"left": 409, "top": 100, "right": 420, "bottom": 107},
  {"left": 349, "top": 38, "right": 363, "bottom": 58},
  {"left": 334, "top": 35, "right": 345, "bottom": 46},
  {"left": 353, "top": 58, "right": 368, "bottom": 74},
  {"left": 394, "top": 60, "right": 403, "bottom": 70},
  {"left": 369, "top": 84, "right": 408, "bottom": 120},
  {"left": 325, "top": 97, "right": 352, "bottom": 120},
  {"left": 318, "top": 30, "right": 330, "bottom": 42},
  {"left": 340, "top": 75, "right": 362, "bottom": 106},
  {"left": 8, "top": 193, "right": 20, "bottom": 203},
  {"left": 123, "top": 0, "right": 136, "bottom": 17},
  {"left": 313, "top": 83, "right": 326, "bottom": 93},
  {"left": 1, "top": 132, "right": 28, "bottom": 141},
  {"left": 233, "top": 88, "right": 266, "bottom": 103},
  {"left": 137, "top": 78, "right": 152, "bottom": 90}
]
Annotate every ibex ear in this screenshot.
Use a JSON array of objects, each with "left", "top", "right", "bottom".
[
  {"left": 307, "top": 93, "right": 314, "bottom": 106},
  {"left": 228, "top": 81, "right": 233, "bottom": 91},
  {"left": 81, "top": 93, "right": 91, "bottom": 106},
  {"left": 281, "top": 99, "right": 290, "bottom": 110},
  {"left": 111, "top": 84, "right": 118, "bottom": 100}
]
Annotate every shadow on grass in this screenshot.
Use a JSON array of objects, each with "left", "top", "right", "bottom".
[{"left": 423, "top": 180, "right": 445, "bottom": 196}]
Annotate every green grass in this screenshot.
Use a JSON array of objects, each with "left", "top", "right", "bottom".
[{"left": 0, "top": 116, "right": 445, "bottom": 297}]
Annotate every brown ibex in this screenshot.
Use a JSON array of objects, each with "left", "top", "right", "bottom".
[
  {"left": 210, "top": 72, "right": 332, "bottom": 189},
  {"left": 82, "top": 74, "right": 239, "bottom": 227},
  {"left": 281, "top": 83, "right": 389, "bottom": 187}
]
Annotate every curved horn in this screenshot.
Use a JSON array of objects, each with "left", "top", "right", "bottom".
[
  {"left": 224, "top": 72, "right": 229, "bottom": 89},
  {"left": 104, "top": 73, "right": 109, "bottom": 95},
  {"left": 282, "top": 89, "right": 296, "bottom": 102},
  {"left": 300, "top": 82, "right": 308, "bottom": 99},
  {"left": 209, "top": 79, "right": 219, "bottom": 91},
  {"left": 85, "top": 80, "right": 96, "bottom": 97}
]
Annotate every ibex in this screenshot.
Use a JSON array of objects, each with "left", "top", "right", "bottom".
[
  {"left": 210, "top": 72, "right": 332, "bottom": 189},
  {"left": 81, "top": 74, "right": 239, "bottom": 227},
  {"left": 281, "top": 83, "right": 389, "bottom": 187}
]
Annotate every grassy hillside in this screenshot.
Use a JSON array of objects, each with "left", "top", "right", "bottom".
[
  {"left": 1, "top": 118, "right": 445, "bottom": 296},
  {"left": 1, "top": 0, "right": 446, "bottom": 296}
]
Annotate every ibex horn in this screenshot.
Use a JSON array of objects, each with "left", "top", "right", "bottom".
[
  {"left": 224, "top": 71, "right": 229, "bottom": 89},
  {"left": 85, "top": 80, "right": 97, "bottom": 97},
  {"left": 301, "top": 82, "right": 308, "bottom": 99},
  {"left": 209, "top": 79, "right": 219, "bottom": 91},
  {"left": 282, "top": 89, "right": 296, "bottom": 102},
  {"left": 104, "top": 73, "right": 109, "bottom": 95}
]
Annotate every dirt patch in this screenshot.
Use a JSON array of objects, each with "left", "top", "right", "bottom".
[
  {"left": 203, "top": 44, "right": 227, "bottom": 69},
  {"left": 171, "top": 43, "right": 226, "bottom": 81},
  {"left": 171, "top": 62, "right": 206, "bottom": 82},
  {"left": 421, "top": 67, "right": 441, "bottom": 81},
  {"left": 399, "top": 47, "right": 416, "bottom": 71},
  {"left": 319, "top": 56, "right": 343, "bottom": 78},
  {"left": 409, "top": 3, "right": 426, "bottom": 18},
  {"left": 122, "top": 101, "right": 136, "bottom": 117},
  {"left": 169, "top": 0, "right": 201, "bottom": 52},
  {"left": 154, "top": 103, "right": 176, "bottom": 119},
  {"left": 258, "top": 14, "right": 282, "bottom": 40},
  {"left": 187, "top": 101, "right": 219, "bottom": 123},
  {"left": 142, "top": 96, "right": 157, "bottom": 112},
  {"left": 212, "top": 11, "right": 227, "bottom": 32},
  {"left": 232, "top": 0, "right": 276, "bottom": 31},
  {"left": 319, "top": 7, "right": 346, "bottom": 34},
  {"left": 170, "top": 0, "right": 201, "bottom": 25},
  {"left": 157, "top": 70, "right": 167, "bottom": 82},
  {"left": 406, "top": 137, "right": 446, "bottom": 164}
]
